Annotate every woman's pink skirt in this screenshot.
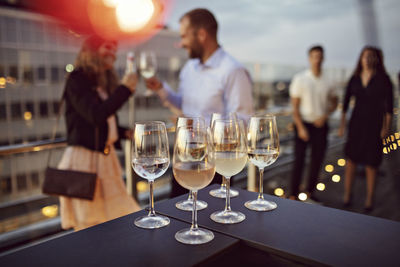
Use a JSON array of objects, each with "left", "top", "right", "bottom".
[{"left": 58, "top": 146, "right": 141, "bottom": 231}]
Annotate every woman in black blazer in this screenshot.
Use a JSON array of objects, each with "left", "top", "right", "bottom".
[{"left": 58, "top": 35, "right": 140, "bottom": 231}]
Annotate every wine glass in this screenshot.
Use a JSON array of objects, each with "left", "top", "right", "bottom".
[
  {"left": 173, "top": 126, "right": 216, "bottom": 244},
  {"left": 210, "top": 119, "right": 247, "bottom": 224},
  {"left": 139, "top": 51, "right": 157, "bottom": 79},
  {"left": 175, "top": 116, "right": 208, "bottom": 211},
  {"left": 131, "top": 121, "right": 170, "bottom": 229},
  {"left": 245, "top": 115, "right": 279, "bottom": 211},
  {"left": 139, "top": 51, "right": 157, "bottom": 96},
  {"left": 209, "top": 113, "right": 239, "bottom": 198}
]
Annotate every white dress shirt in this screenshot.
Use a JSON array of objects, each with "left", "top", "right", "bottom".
[
  {"left": 157, "top": 47, "right": 253, "bottom": 125},
  {"left": 289, "top": 69, "right": 337, "bottom": 123}
]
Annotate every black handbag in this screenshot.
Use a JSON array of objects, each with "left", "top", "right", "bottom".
[
  {"left": 42, "top": 96, "right": 98, "bottom": 200},
  {"left": 43, "top": 167, "right": 97, "bottom": 200}
]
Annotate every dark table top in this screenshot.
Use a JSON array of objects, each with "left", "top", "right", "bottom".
[
  {"left": 2, "top": 185, "right": 400, "bottom": 267},
  {"left": 156, "top": 184, "right": 400, "bottom": 266},
  {"left": 0, "top": 210, "right": 239, "bottom": 267}
]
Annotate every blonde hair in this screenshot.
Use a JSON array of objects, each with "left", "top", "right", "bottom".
[{"left": 74, "top": 36, "right": 118, "bottom": 94}]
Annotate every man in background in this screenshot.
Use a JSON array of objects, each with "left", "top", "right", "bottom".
[
  {"left": 146, "top": 8, "right": 253, "bottom": 197},
  {"left": 289, "top": 45, "right": 338, "bottom": 202}
]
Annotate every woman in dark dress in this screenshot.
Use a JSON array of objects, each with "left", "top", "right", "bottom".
[{"left": 338, "top": 46, "right": 393, "bottom": 211}]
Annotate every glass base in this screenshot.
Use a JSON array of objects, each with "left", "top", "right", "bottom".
[
  {"left": 134, "top": 214, "right": 170, "bottom": 229},
  {"left": 209, "top": 187, "right": 239, "bottom": 198},
  {"left": 175, "top": 228, "right": 214, "bottom": 245},
  {"left": 175, "top": 199, "right": 208, "bottom": 211},
  {"left": 210, "top": 210, "right": 246, "bottom": 224},
  {"left": 244, "top": 199, "right": 277, "bottom": 211}
]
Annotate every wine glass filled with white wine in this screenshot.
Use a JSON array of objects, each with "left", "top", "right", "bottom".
[
  {"left": 208, "top": 112, "right": 240, "bottom": 199},
  {"left": 139, "top": 51, "right": 157, "bottom": 79},
  {"left": 210, "top": 119, "right": 247, "bottom": 224},
  {"left": 245, "top": 115, "right": 279, "bottom": 211}
]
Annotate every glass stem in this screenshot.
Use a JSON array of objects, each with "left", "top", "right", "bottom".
[
  {"left": 148, "top": 180, "right": 156, "bottom": 216},
  {"left": 191, "top": 190, "right": 198, "bottom": 231},
  {"left": 224, "top": 176, "right": 232, "bottom": 211},
  {"left": 258, "top": 168, "right": 264, "bottom": 200},
  {"left": 220, "top": 176, "right": 226, "bottom": 189},
  {"left": 188, "top": 190, "right": 193, "bottom": 201}
]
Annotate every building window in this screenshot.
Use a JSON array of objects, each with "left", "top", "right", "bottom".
[
  {"left": 4, "top": 17, "right": 17, "bottom": 43},
  {"left": 17, "top": 174, "right": 27, "bottom": 190},
  {"left": 0, "top": 177, "right": 12, "bottom": 195},
  {"left": 39, "top": 102, "right": 48, "bottom": 117},
  {"left": 0, "top": 104, "right": 6, "bottom": 120},
  {"left": 0, "top": 65, "right": 5, "bottom": 77},
  {"left": 23, "top": 66, "right": 34, "bottom": 84},
  {"left": 9, "top": 65, "right": 18, "bottom": 80},
  {"left": 11, "top": 103, "right": 22, "bottom": 119},
  {"left": 31, "top": 172, "right": 39, "bottom": 187},
  {"left": 51, "top": 66, "right": 59, "bottom": 83},
  {"left": 37, "top": 66, "right": 46, "bottom": 81}
]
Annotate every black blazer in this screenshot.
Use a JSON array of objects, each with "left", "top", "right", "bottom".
[{"left": 64, "top": 69, "right": 132, "bottom": 154}]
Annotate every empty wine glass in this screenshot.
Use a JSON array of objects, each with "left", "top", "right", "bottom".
[
  {"left": 210, "top": 119, "right": 247, "bottom": 224},
  {"left": 175, "top": 116, "right": 208, "bottom": 211},
  {"left": 209, "top": 112, "right": 239, "bottom": 198},
  {"left": 173, "top": 126, "right": 216, "bottom": 244},
  {"left": 245, "top": 115, "right": 279, "bottom": 211},
  {"left": 131, "top": 121, "right": 170, "bottom": 229}
]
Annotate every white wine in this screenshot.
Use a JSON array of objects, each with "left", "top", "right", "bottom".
[
  {"left": 132, "top": 157, "right": 169, "bottom": 180},
  {"left": 173, "top": 162, "right": 215, "bottom": 191},
  {"left": 140, "top": 69, "right": 155, "bottom": 79},
  {"left": 248, "top": 150, "right": 279, "bottom": 169},
  {"left": 215, "top": 152, "right": 247, "bottom": 177}
]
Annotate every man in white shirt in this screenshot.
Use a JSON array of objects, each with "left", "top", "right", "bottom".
[
  {"left": 145, "top": 8, "right": 253, "bottom": 125},
  {"left": 289, "top": 45, "right": 338, "bottom": 202},
  {"left": 146, "top": 8, "right": 253, "bottom": 197}
]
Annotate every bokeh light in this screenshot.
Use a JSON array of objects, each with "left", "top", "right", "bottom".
[
  {"left": 116, "top": 0, "right": 155, "bottom": 33},
  {"left": 337, "top": 159, "right": 346, "bottom": 167},
  {"left": 325, "top": 164, "right": 334, "bottom": 173},
  {"left": 298, "top": 192, "right": 308, "bottom": 201},
  {"left": 332, "top": 174, "right": 341, "bottom": 183},
  {"left": 41, "top": 205, "right": 59, "bottom": 218},
  {"left": 24, "top": 111, "right": 32, "bottom": 121},
  {"left": 0, "top": 77, "right": 6, "bottom": 86},
  {"left": 66, "top": 64, "right": 74, "bottom": 73},
  {"left": 137, "top": 181, "right": 147, "bottom": 192},
  {"left": 274, "top": 188, "right": 284, "bottom": 197},
  {"left": 316, "top": 183, "right": 325, "bottom": 191}
]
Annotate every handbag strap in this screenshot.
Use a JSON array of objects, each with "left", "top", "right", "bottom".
[{"left": 46, "top": 92, "right": 99, "bottom": 174}]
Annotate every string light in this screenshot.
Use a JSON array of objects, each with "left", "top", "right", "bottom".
[
  {"left": 298, "top": 193, "right": 307, "bottom": 201},
  {"left": 332, "top": 174, "right": 341, "bottom": 183},
  {"left": 337, "top": 159, "right": 346, "bottom": 167},
  {"left": 325, "top": 164, "right": 334, "bottom": 173},
  {"left": 274, "top": 188, "right": 284, "bottom": 197},
  {"left": 316, "top": 183, "right": 325, "bottom": 191}
]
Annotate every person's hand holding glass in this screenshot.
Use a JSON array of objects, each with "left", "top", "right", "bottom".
[
  {"left": 209, "top": 113, "right": 239, "bottom": 198},
  {"left": 174, "top": 117, "right": 208, "bottom": 211},
  {"left": 173, "top": 126, "right": 216, "bottom": 244},
  {"left": 245, "top": 115, "right": 279, "bottom": 211},
  {"left": 210, "top": 119, "right": 247, "bottom": 224},
  {"left": 131, "top": 121, "right": 170, "bottom": 228}
]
